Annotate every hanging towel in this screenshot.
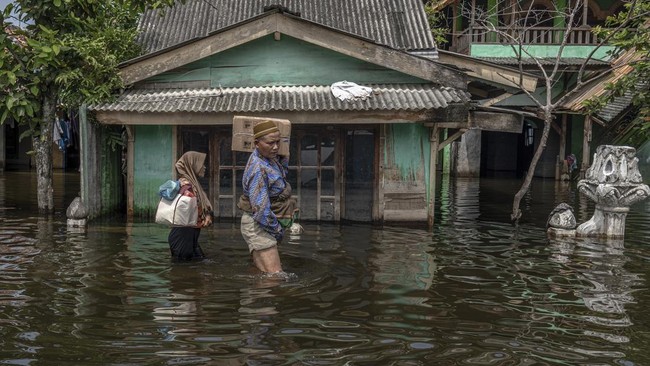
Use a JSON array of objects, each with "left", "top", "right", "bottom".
[{"left": 53, "top": 118, "right": 65, "bottom": 151}]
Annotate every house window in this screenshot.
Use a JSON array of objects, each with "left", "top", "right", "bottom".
[
  {"left": 216, "top": 133, "right": 248, "bottom": 218},
  {"left": 291, "top": 130, "right": 338, "bottom": 221},
  {"left": 210, "top": 126, "right": 340, "bottom": 222}
]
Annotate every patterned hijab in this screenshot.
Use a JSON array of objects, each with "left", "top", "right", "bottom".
[{"left": 175, "top": 151, "right": 212, "bottom": 216}]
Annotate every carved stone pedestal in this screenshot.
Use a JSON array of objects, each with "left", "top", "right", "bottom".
[{"left": 576, "top": 145, "right": 650, "bottom": 238}]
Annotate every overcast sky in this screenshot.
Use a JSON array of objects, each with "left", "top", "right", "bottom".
[
  {"left": 1, "top": 0, "right": 15, "bottom": 21},
  {"left": 0, "top": 0, "right": 12, "bottom": 11}
]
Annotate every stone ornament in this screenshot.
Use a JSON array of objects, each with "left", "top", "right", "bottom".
[
  {"left": 547, "top": 202, "right": 577, "bottom": 238},
  {"left": 66, "top": 196, "right": 88, "bottom": 228},
  {"left": 576, "top": 145, "right": 650, "bottom": 238},
  {"left": 547, "top": 203, "right": 577, "bottom": 229}
]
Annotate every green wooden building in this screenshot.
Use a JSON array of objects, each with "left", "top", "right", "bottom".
[
  {"left": 83, "top": 0, "right": 533, "bottom": 224},
  {"left": 432, "top": 0, "right": 637, "bottom": 180}
]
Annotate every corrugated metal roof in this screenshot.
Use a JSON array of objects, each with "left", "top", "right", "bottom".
[
  {"left": 90, "top": 84, "right": 470, "bottom": 113},
  {"left": 597, "top": 90, "right": 635, "bottom": 122},
  {"left": 477, "top": 57, "right": 610, "bottom": 67},
  {"left": 137, "top": 0, "right": 436, "bottom": 53},
  {"left": 561, "top": 48, "right": 642, "bottom": 121}
]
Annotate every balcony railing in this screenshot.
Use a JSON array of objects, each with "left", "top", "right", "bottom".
[{"left": 450, "top": 26, "right": 601, "bottom": 54}]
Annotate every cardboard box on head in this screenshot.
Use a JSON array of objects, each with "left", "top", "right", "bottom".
[{"left": 232, "top": 116, "right": 291, "bottom": 156}]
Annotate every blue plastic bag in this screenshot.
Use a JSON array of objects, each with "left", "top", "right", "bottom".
[{"left": 159, "top": 180, "right": 180, "bottom": 200}]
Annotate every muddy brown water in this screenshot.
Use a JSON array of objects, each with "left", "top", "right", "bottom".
[{"left": 1, "top": 170, "right": 649, "bottom": 365}]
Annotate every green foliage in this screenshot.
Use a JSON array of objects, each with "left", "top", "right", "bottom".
[
  {"left": 587, "top": 0, "right": 650, "bottom": 147},
  {"left": 424, "top": 1, "right": 449, "bottom": 47},
  {"left": 1, "top": 0, "right": 179, "bottom": 131}
]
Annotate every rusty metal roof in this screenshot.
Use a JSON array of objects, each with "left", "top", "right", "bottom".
[
  {"left": 137, "top": 0, "right": 436, "bottom": 53},
  {"left": 90, "top": 84, "right": 470, "bottom": 113}
]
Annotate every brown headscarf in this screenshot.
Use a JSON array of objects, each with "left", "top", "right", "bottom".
[{"left": 175, "top": 151, "right": 212, "bottom": 218}]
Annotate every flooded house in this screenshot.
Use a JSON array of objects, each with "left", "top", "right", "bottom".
[
  {"left": 432, "top": 0, "right": 642, "bottom": 180},
  {"left": 81, "top": 0, "right": 538, "bottom": 224}
]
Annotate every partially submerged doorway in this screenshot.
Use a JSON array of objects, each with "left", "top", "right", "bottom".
[{"left": 343, "top": 128, "right": 376, "bottom": 222}]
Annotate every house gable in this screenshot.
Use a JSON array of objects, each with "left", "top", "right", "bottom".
[
  {"left": 120, "top": 12, "right": 466, "bottom": 89},
  {"left": 140, "top": 35, "right": 430, "bottom": 88}
]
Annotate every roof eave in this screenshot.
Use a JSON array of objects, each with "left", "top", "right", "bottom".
[{"left": 118, "top": 12, "right": 465, "bottom": 89}]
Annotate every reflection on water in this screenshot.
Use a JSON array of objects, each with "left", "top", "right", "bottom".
[{"left": 1, "top": 171, "right": 650, "bottom": 365}]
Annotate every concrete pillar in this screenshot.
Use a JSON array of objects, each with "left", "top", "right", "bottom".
[
  {"left": 79, "top": 105, "right": 101, "bottom": 219},
  {"left": 428, "top": 126, "right": 440, "bottom": 229},
  {"left": 453, "top": 129, "right": 482, "bottom": 178}
]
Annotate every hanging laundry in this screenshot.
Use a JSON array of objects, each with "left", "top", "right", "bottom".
[
  {"left": 53, "top": 117, "right": 68, "bottom": 151},
  {"left": 566, "top": 154, "right": 578, "bottom": 173},
  {"left": 330, "top": 81, "right": 373, "bottom": 101}
]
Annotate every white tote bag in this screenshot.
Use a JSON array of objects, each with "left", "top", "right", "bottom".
[{"left": 155, "top": 194, "right": 198, "bottom": 227}]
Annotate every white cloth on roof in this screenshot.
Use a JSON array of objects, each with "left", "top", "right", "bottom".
[{"left": 330, "top": 81, "right": 373, "bottom": 101}]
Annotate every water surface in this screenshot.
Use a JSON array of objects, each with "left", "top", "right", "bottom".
[{"left": 1, "top": 171, "right": 649, "bottom": 365}]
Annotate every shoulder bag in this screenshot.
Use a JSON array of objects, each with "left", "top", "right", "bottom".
[{"left": 155, "top": 193, "right": 198, "bottom": 227}]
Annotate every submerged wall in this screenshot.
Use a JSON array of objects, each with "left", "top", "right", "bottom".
[
  {"left": 80, "top": 108, "right": 125, "bottom": 218},
  {"left": 382, "top": 124, "right": 430, "bottom": 221},
  {"left": 133, "top": 125, "right": 175, "bottom": 217}
]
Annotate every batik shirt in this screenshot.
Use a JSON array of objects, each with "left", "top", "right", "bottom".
[{"left": 242, "top": 149, "right": 289, "bottom": 241}]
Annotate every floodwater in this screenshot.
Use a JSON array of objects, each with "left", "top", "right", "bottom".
[{"left": 1, "top": 170, "right": 650, "bottom": 366}]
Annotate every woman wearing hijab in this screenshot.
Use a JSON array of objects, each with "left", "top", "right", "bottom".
[{"left": 168, "top": 151, "right": 213, "bottom": 261}]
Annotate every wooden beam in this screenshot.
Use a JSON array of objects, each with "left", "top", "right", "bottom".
[
  {"left": 581, "top": 115, "right": 592, "bottom": 178},
  {"left": 425, "top": 110, "right": 523, "bottom": 133},
  {"left": 469, "top": 110, "right": 523, "bottom": 133},
  {"left": 125, "top": 125, "right": 135, "bottom": 220},
  {"left": 438, "top": 128, "right": 467, "bottom": 151},
  {"left": 428, "top": 125, "right": 440, "bottom": 229},
  {"left": 424, "top": 122, "right": 466, "bottom": 128},
  {"left": 556, "top": 114, "right": 567, "bottom": 180},
  {"left": 94, "top": 109, "right": 446, "bottom": 126},
  {"left": 481, "top": 92, "right": 512, "bottom": 107},
  {"left": 423, "top": 104, "right": 470, "bottom": 123},
  {"left": 437, "top": 51, "right": 539, "bottom": 92}
]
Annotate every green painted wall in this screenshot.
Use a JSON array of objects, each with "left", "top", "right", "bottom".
[
  {"left": 100, "top": 126, "right": 125, "bottom": 215},
  {"left": 147, "top": 35, "right": 428, "bottom": 87},
  {"left": 388, "top": 124, "right": 430, "bottom": 182},
  {"left": 471, "top": 44, "right": 615, "bottom": 60},
  {"left": 133, "top": 125, "right": 174, "bottom": 216}
]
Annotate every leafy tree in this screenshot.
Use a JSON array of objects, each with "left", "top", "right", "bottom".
[
  {"left": 424, "top": 1, "right": 450, "bottom": 47},
  {"left": 586, "top": 1, "right": 650, "bottom": 147},
  {"left": 1, "top": 0, "right": 177, "bottom": 213}
]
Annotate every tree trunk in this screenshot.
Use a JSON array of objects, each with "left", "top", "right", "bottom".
[
  {"left": 33, "top": 91, "right": 57, "bottom": 214},
  {"left": 511, "top": 113, "right": 553, "bottom": 222}
]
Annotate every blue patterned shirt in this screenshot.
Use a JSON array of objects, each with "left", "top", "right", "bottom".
[{"left": 242, "top": 149, "right": 289, "bottom": 241}]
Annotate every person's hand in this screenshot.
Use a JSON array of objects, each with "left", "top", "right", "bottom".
[{"left": 203, "top": 215, "right": 213, "bottom": 227}]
